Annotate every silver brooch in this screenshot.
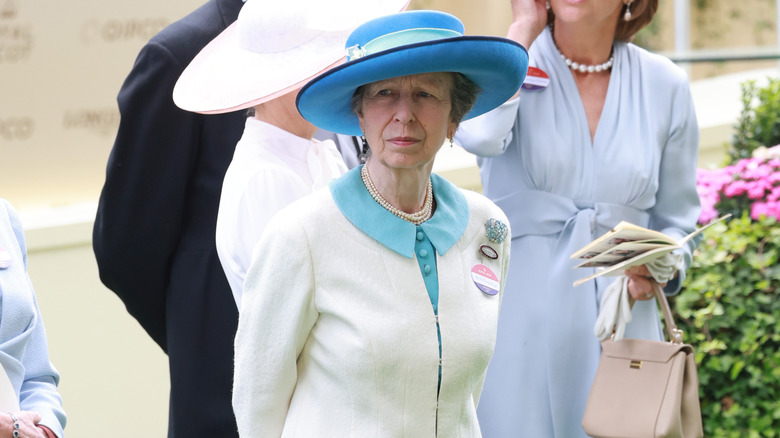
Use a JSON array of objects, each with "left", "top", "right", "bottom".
[{"left": 485, "top": 218, "right": 508, "bottom": 244}]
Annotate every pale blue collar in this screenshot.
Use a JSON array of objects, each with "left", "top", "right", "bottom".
[{"left": 330, "top": 166, "right": 469, "bottom": 258}]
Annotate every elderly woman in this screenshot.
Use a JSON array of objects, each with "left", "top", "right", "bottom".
[
  {"left": 0, "top": 199, "right": 66, "bottom": 438},
  {"left": 455, "top": 0, "right": 701, "bottom": 436},
  {"left": 232, "top": 9, "right": 528, "bottom": 437}
]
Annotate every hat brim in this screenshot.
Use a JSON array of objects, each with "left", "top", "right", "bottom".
[
  {"left": 173, "top": 23, "right": 351, "bottom": 114},
  {"left": 296, "top": 36, "right": 529, "bottom": 136}
]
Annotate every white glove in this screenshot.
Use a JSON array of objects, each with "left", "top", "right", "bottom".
[
  {"left": 593, "top": 276, "right": 632, "bottom": 341},
  {"left": 645, "top": 251, "right": 683, "bottom": 283},
  {"left": 594, "top": 252, "right": 683, "bottom": 341}
]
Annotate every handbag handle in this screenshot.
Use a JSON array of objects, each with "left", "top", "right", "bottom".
[{"left": 652, "top": 281, "right": 685, "bottom": 344}]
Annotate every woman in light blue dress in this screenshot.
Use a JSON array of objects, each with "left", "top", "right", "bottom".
[
  {"left": 455, "top": 0, "right": 701, "bottom": 436},
  {"left": 0, "top": 199, "right": 66, "bottom": 438}
]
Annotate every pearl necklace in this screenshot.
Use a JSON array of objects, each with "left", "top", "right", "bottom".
[
  {"left": 361, "top": 165, "right": 433, "bottom": 225},
  {"left": 561, "top": 53, "right": 613, "bottom": 74},
  {"left": 550, "top": 25, "right": 614, "bottom": 74}
]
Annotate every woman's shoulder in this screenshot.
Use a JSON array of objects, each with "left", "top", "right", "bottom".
[
  {"left": 0, "top": 198, "right": 14, "bottom": 219},
  {"left": 240, "top": 161, "right": 312, "bottom": 199},
  {"left": 0, "top": 199, "right": 26, "bottom": 257},
  {"left": 622, "top": 42, "right": 690, "bottom": 87},
  {"left": 263, "top": 188, "right": 340, "bottom": 232},
  {"left": 453, "top": 189, "right": 511, "bottom": 259},
  {"left": 459, "top": 189, "right": 509, "bottom": 225}
]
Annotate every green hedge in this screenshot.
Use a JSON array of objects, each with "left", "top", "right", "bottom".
[
  {"left": 730, "top": 78, "right": 780, "bottom": 163},
  {"left": 671, "top": 214, "right": 780, "bottom": 436}
]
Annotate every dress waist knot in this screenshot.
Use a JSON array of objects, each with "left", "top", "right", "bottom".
[{"left": 493, "top": 189, "right": 650, "bottom": 239}]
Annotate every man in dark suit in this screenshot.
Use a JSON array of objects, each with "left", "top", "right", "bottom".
[{"left": 93, "top": 0, "right": 246, "bottom": 436}]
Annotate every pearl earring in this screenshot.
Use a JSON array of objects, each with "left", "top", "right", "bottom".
[
  {"left": 546, "top": 1, "right": 551, "bottom": 10},
  {"left": 624, "top": 0, "right": 633, "bottom": 21}
]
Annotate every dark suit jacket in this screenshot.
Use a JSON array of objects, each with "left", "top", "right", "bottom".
[{"left": 93, "top": 0, "right": 245, "bottom": 436}]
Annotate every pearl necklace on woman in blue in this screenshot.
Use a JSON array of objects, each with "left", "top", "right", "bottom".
[{"left": 550, "top": 24, "right": 614, "bottom": 74}]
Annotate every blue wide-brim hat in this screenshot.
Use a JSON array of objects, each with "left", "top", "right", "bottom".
[{"left": 296, "top": 10, "right": 529, "bottom": 136}]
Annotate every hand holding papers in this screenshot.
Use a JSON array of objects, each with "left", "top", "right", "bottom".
[{"left": 571, "top": 215, "right": 730, "bottom": 287}]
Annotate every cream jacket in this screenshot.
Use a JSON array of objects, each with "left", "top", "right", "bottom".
[{"left": 233, "top": 170, "right": 511, "bottom": 437}]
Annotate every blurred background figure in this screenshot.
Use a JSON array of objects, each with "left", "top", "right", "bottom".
[
  {"left": 455, "top": 0, "right": 701, "bottom": 436},
  {"left": 93, "top": 0, "right": 386, "bottom": 435},
  {"left": 232, "top": 9, "right": 527, "bottom": 436},
  {"left": 0, "top": 199, "right": 66, "bottom": 438},
  {"left": 92, "top": 0, "right": 247, "bottom": 437},
  {"left": 172, "top": 0, "right": 407, "bottom": 308}
]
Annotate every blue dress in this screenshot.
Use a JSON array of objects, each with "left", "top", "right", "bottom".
[
  {"left": 455, "top": 27, "right": 701, "bottom": 437},
  {"left": 0, "top": 200, "right": 66, "bottom": 437}
]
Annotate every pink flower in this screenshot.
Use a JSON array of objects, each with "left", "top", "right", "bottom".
[
  {"left": 751, "top": 201, "right": 780, "bottom": 220},
  {"left": 723, "top": 180, "right": 748, "bottom": 197},
  {"left": 746, "top": 179, "right": 771, "bottom": 199},
  {"left": 769, "top": 186, "right": 780, "bottom": 202},
  {"left": 750, "top": 201, "right": 780, "bottom": 220},
  {"left": 697, "top": 153, "right": 780, "bottom": 222},
  {"left": 733, "top": 159, "right": 751, "bottom": 172},
  {"left": 699, "top": 204, "right": 720, "bottom": 224},
  {"left": 771, "top": 201, "right": 780, "bottom": 218},
  {"left": 751, "top": 202, "right": 770, "bottom": 220}
]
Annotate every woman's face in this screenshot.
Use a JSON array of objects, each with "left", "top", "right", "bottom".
[{"left": 357, "top": 72, "right": 457, "bottom": 171}]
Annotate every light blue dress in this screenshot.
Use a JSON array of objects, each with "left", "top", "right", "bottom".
[
  {"left": 0, "top": 199, "right": 66, "bottom": 437},
  {"left": 455, "top": 27, "right": 701, "bottom": 438}
]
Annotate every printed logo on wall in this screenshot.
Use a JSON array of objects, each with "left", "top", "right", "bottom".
[
  {"left": 62, "top": 108, "right": 120, "bottom": 138},
  {"left": 1, "top": 0, "right": 16, "bottom": 19},
  {"left": 0, "top": 0, "right": 33, "bottom": 64},
  {"left": 80, "top": 18, "right": 169, "bottom": 45},
  {"left": 0, "top": 117, "right": 34, "bottom": 141}
]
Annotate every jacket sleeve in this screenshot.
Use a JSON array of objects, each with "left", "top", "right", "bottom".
[
  {"left": 649, "top": 75, "right": 702, "bottom": 294},
  {"left": 232, "top": 212, "right": 318, "bottom": 437},
  {"left": 92, "top": 41, "right": 200, "bottom": 351},
  {"left": 18, "top": 294, "right": 67, "bottom": 438},
  {"left": 3, "top": 201, "right": 67, "bottom": 437},
  {"left": 454, "top": 97, "right": 520, "bottom": 157}
]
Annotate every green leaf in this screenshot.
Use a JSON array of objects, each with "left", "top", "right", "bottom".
[{"left": 730, "top": 360, "right": 745, "bottom": 380}]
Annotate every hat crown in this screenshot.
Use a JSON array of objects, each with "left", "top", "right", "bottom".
[
  {"left": 297, "top": 9, "right": 529, "bottom": 135},
  {"left": 346, "top": 10, "right": 464, "bottom": 55},
  {"left": 237, "top": 0, "right": 412, "bottom": 54},
  {"left": 237, "top": 0, "right": 323, "bottom": 54}
]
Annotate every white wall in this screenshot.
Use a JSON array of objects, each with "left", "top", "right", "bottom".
[{"left": 24, "top": 218, "right": 169, "bottom": 438}]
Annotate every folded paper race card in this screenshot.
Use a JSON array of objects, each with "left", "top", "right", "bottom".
[{"left": 570, "top": 215, "right": 730, "bottom": 286}]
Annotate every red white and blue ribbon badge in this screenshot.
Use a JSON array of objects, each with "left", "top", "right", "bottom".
[
  {"left": 521, "top": 66, "right": 550, "bottom": 91},
  {"left": 471, "top": 264, "right": 500, "bottom": 296}
]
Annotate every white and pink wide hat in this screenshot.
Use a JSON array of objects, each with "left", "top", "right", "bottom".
[{"left": 173, "top": 0, "right": 409, "bottom": 114}]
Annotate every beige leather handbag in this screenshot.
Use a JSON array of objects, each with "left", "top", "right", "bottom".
[{"left": 582, "top": 282, "right": 704, "bottom": 438}]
